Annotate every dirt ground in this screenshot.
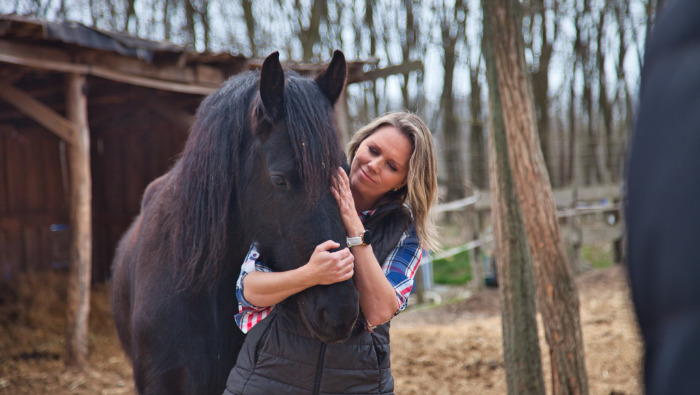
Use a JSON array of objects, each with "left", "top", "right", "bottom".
[{"left": 0, "top": 265, "right": 643, "bottom": 394}]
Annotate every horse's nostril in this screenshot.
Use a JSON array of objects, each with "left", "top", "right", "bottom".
[{"left": 320, "top": 307, "right": 344, "bottom": 329}]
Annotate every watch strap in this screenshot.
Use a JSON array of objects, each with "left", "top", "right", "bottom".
[
  {"left": 346, "top": 229, "right": 371, "bottom": 247},
  {"left": 346, "top": 235, "right": 363, "bottom": 247}
]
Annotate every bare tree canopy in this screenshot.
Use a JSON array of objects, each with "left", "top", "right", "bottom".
[{"left": 2, "top": 0, "right": 650, "bottom": 192}]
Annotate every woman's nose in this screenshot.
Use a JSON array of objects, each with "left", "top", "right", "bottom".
[{"left": 367, "top": 158, "right": 380, "bottom": 173}]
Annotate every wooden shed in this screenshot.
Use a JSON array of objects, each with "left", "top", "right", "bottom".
[{"left": 0, "top": 15, "right": 382, "bottom": 284}]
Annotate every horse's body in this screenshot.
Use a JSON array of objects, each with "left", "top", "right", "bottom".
[{"left": 111, "top": 51, "right": 359, "bottom": 395}]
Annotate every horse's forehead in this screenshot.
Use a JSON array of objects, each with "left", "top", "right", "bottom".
[
  {"left": 262, "top": 129, "right": 296, "bottom": 167},
  {"left": 252, "top": 75, "right": 339, "bottom": 194}
]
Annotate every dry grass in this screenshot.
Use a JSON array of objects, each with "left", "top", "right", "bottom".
[
  {"left": 391, "top": 265, "right": 644, "bottom": 394},
  {"left": 0, "top": 266, "right": 642, "bottom": 394}
]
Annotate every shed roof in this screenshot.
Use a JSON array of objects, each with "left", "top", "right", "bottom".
[
  {"left": 0, "top": 15, "right": 389, "bottom": 95},
  {"left": 1, "top": 15, "right": 183, "bottom": 61}
]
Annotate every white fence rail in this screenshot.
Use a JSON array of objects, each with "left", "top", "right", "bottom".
[{"left": 432, "top": 184, "right": 624, "bottom": 261}]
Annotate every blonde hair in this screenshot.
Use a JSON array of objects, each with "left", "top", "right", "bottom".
[{"left": 348, "top": 112, "right": 441, "bottom": 252}]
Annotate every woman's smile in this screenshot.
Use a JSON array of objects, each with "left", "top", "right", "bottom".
[{"left": 359, "top": 167, "right": 376, "bottom": 184}]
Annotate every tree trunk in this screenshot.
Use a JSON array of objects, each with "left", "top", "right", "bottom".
[
  {"left": 242, "top": 0, "right": 256, "bottom": 57},
  {"left": 596, "top": 8, "right": 613, "bottom": 183},
  {"left": 64, "top": 73, "right": 92, "bottom": 369},
  {"left": 183, "top": 0, "right": 197, "bottom": 50},
  {"left": 568, "top": 9, "right": 581, "bottom": 186},
  {"left": 469, "top": 60, "right": 487, "bottom": 190},
  {"left": 530, "top": 0, "right": 555, "bottom": 184},
  {"left": 300, "top": 0, "right": 327, "bottom": 61},
  {"left": 162, "top": 0, "right": 171, "bottom": 42},
  {"left": 401, "top": 0, "right": 417, "bottom": 112},
  {"left": 482, "top": 9, "right": 545, "bottom": 393},
  {"left": 613, "top": 0, "right": 635, "bottom": 175},
  {"left": 482, "top": 1, "right": 589, "bottom": 394},
  {"left": 200, "top": 1, "right": 210, "bottom": 51},
  {"left": 124, "top": 0, "right": 136, "bottom": 32},
  {"left": 365, "top": 0, "right": 379, "bottom": 118},
  {"left": 441, "top": 0, "right": 466, "bottom": 208},
  {"left": 576, "top": 0, "right": 598, "bottom": 185}
]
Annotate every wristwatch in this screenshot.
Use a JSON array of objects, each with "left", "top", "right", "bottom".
[{"left": 346, "top": 229, "right": 372, "bottom": 247}]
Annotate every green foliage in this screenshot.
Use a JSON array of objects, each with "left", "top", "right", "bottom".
[
  {"left": 582, "top": 244, "right": 613, "bottom": 269},
  {"left": 432, "top": 250, "right": 472, "bottom": 285}
]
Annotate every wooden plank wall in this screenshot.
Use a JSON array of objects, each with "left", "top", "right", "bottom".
[
  {"left": 91, "top": 113, "right": 188, "bottom": 282},
  {"left": 0, "top": 107, "right": 188, "bottom": 283},
  {"left": 0, "top": 124, "right": 68, "bottom": 280}
]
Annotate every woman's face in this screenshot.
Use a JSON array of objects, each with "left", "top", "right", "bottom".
[{"left": 349, "top": 125, "right": 412, "bottom": 210}]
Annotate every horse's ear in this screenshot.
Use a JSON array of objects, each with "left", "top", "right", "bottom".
[
  {"left": 259, "top": 51, "right": 285, "bottom": 123},
  {"left": 315, "top": 50, "right": 347, "bottom": 105}
]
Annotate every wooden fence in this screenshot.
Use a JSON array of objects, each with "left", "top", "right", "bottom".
[{"left": 415, "top": 183, "right": 624, "bottom": 299}]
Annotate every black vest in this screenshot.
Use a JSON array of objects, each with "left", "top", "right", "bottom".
[{"left": 224, "top": 202, "right": 411, "bottom": 395}]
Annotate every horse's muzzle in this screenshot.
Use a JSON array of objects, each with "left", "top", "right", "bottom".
[{"left": 298, "top": 281, "right": 359, "bottom": 343}]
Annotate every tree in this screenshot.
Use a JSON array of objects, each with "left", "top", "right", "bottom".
[
  {"left": 242, "top": 0, "right": 257, "bottom": 57},
  {"left": 524, "top": 0, "right": 558, "bottom": 182},
  {"left": 596, "top": 4, "right": 614, "bottom": 182},
  {"left": 482, "top": 0, "right": 589, "bottom": 393},
  {"left": 399, "top": 0, "right": 418, "bottom": 112},
  {"left": 297, "top": 0, "right": 328, "bottom": 61},
  {"left": 482, "top": 5, "right": 545, "bottom": 392},
  {"left": 468, "top": 52, "right": 487, "bottom": 190},
  {"left": 439, "top": 0, "right": 467, "bottom": 208}
]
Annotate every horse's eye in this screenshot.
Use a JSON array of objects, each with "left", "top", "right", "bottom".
[{"left": 271, "top": 174, "right": 288, "bottom": 189}]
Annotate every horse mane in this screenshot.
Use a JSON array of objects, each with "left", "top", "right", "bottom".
[
  {"left": 170, "top": 70, "right": 344, "bottom": 291},
  {"left": 283, "top": 72, "right": 344, "bottom": 200}
]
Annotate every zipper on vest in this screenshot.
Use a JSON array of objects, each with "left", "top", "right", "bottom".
[{"left": 312, "top": 342, "right": 327, "bottom": 395}]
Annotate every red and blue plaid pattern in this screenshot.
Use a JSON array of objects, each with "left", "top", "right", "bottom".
[{"left": 234, "top": 209, "right": 424, "bottom": 333}]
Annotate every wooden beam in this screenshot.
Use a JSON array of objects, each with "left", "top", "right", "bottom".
[
  {"left": 64, "top": 73, "right": 92, "bottom": 370},
  {"left": 93, "top": 66, "right": 217, "bottom": 95},
  {"left": 0, "top": 82, "right": 76, "bottom": 144},
  {"left": 0, "top": 39, "right": 220, "bottom": 95},
  {"left": 351, "top": 60, "right": 423, "bottom": 82}
]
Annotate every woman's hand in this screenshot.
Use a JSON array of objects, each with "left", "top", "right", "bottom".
[
  {"left": 331, "top": 167, "right": 365, "bottom": 237},
  {"left": 302, "top": 240, "right": 354, "bottom": 285},
  {"left": 242, "top": 240, "right": 354, "bottom": 308}
]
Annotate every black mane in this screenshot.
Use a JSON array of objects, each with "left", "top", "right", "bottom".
[{"left": 284, "top": 72, "right": 344, "bottom": 199}]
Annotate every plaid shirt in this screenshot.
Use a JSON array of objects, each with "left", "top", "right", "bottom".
[{"left": 235, "top": 209, "right": 424, "bottom": 333}]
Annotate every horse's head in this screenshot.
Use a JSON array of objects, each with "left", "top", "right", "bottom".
[{"left": 240, "top": 51, "right": 359, "bottom": 343}]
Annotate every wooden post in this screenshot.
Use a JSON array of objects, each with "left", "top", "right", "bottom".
[
  {"left": 413, "top": 265, "right": 425, "bottom": 304},
  {"left": 567, "top": 187, "right": 584, "bottom": 274},
  {"left": 466, "top": 187, "right": 484, "bottom": 291},
  {"left": 64, "top": 73, "right": 92, "bottom": 369}
]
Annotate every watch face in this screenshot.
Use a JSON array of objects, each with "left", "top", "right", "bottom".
[{"left": 362, "top": 230, "right": 372, "bottom": 245}]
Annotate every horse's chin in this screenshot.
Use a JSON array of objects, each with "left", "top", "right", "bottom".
[{"left": 298, "top": 304, "right": 357, "bottom": 344}]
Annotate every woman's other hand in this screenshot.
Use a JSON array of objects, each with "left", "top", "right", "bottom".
[
  {"left": 303, "top": 240, "right": 354, "bottom": 285},
  {"left": 242, "top": 240, "right": 353, "bottom": 308},
  {"left": 331, "top": 167, "right": 364, "bottom": 237}
]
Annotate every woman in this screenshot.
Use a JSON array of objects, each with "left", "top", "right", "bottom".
[{"left": 224, "top": 112, "right": 439, "bottom": 394}]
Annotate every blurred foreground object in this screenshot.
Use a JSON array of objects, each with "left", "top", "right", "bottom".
[{"left": 626, "top": 0, "right": 700, "bottom": 393}]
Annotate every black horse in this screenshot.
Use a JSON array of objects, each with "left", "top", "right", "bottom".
[{"left": 111, "top": 51, "right": 359, "bottom": 395}]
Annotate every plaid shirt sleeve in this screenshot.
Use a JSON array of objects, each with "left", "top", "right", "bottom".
[
  {"left": 235, "top": 243, "right": 273, "bottom": 333},
  {"left": 381, "top": 222, "right": 423, "bottom": 314}
]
